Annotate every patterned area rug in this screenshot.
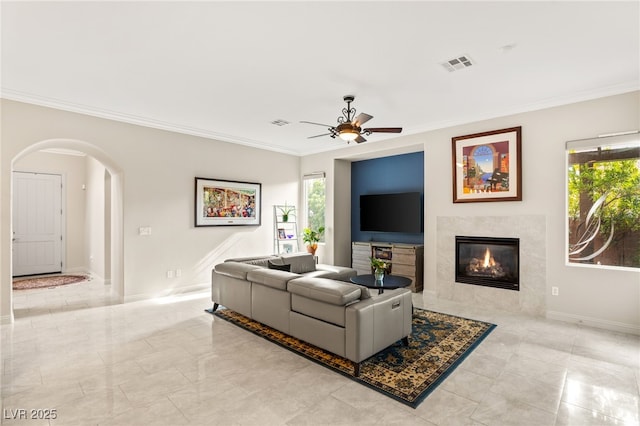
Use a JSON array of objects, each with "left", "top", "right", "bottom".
[
  {"left": 13, "top": 275, "right": 89, "bottom": 290},
  {"left": 209, "top": 307, "right": 495, "bottom": 408}
]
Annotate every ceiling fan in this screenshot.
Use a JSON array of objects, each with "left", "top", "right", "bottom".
[{"left": 301, "top": 95, "right": 402, "bottom": 144}]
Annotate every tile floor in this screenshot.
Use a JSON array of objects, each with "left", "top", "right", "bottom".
[{"left": 1, "top": 278, "right": 639, "bottom": 425}]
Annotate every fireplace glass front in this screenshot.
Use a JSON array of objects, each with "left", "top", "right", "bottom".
[{"left": 455, "top": 236, "right": 520, "bottom": 291}]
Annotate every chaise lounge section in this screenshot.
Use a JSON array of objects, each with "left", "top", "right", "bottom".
[{"left": 211, "top": 253, "right": 413, "bottom": 375}]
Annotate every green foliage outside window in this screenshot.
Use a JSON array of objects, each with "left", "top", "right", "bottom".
[
  {"left": 568, "top": 151, "right": 640, "bottom": 268},
  {"left": 304, "top": 177, "right": 325, "bottom": 243}
]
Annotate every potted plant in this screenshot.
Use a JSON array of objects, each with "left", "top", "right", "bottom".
[
  {"left": 278, "top": 203, "right": 295, "bottom": 222},
  {"left": 302, "top": 226, "right": 325, "bottom": 255},
  {"left": 370, "top": 256, "right": 388, "bottom": 282}
]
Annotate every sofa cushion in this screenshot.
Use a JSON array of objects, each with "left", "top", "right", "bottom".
[
  {"left": 298, "top": 269, "right": 339, "bottom": 279},
  {"left": 280, "top": 252, "right": 316, "bottom": 274},
  {"left": 267, "top": 260, "right": 291, "bottom": 272},
  {"left": 287, "top": 277, "right": 361, "bottom": 306},
  {"left": 297, "top": 270, "right": 366, "bottom": 291},
  {"left": 225, "top": 255, "right": 279, "bottom": 268},
  {"left": 215, "top": 262, "right": 262, "bottom": 280},
  {"left": 247, "top": 268, "right": 299, "bottom": 291}
]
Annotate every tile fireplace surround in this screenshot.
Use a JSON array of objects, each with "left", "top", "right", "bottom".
[{"left": 437, "top": 215, "right": 546, "bottom": 316}]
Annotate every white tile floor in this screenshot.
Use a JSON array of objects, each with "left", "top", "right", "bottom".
[{"left": 2, "top": 278, "right": 639, "bottom": 425}]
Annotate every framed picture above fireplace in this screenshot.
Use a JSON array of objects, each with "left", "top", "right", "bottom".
[{"left": 452, "top": 126, "right": 522, "bottom": 203}]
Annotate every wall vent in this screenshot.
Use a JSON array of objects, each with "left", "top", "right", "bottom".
[{"left": 441, "top": 55, "right": 474, "bottom": 72}]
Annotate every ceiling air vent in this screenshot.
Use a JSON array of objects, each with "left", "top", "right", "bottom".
[
  {"left": 441, "top": 55, "right": 474, "bottom": 72},
  {"left": 270, "top": 119, "right": 290, "bottom": 126}
]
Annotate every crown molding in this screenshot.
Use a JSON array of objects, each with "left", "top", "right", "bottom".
[
  {"left": 3, "top": 82, "right": 637, "bottom": 158},
  {"left": 0, "top": 88, "right": 299, "bottom": 156},
  {"left": 404, "top": 81, "right": 640, "bottom": 137}
]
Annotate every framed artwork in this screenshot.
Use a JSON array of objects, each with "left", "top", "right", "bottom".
[
  {"left": 277, "top": 228, "right": 286, "bottom": 239},
  {"left": 195, "top": 177, "right": 261, "bottom": 226},
  {"left": 452, "top": 126, "right": 522, "bottom": 203}
]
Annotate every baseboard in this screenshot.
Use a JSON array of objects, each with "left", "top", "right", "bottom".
[
  {"left": 422, "top": 289, "right": 437, "bottom": 299},
  {"left": 85, "top": 269, "right": 104, "bottom": 281},
  {"left": 65, "top": 266, "right": 88, "bottom": 274},
  {"left": 546, "top": 310, "right": 640, "bottom": 336},
  {"left": 123, "top": 283, "right": 209, "bottom": 303},
  {"left": 1, "top": 313, "right": 15, "bottom": 325}
]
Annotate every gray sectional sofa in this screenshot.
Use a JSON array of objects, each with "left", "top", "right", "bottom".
[{"left": 211, "top": 252, "right": 413, "bottom": 375}]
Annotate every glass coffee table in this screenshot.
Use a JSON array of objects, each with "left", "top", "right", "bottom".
[{"left": 350, "top": 274, "right": 412, "bottom": 294}]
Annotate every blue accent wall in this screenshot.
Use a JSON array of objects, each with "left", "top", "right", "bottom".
[{"left": 351, "top": 152, "right": 424, "bottom": 244}]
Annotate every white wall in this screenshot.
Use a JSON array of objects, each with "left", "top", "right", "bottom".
[
  {"left": 13, "top": 150, "right": 87, "bottom": 273},
  {"left": 302, "top": 91, "right": 640, "bottom": 333},
  {"left": 85, "top": 156, "right": 106, "bottom": 279},
  {"left": 1, "top": 99, "right": 300, "bottom": 322}
]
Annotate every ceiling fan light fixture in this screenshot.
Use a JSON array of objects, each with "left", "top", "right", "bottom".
[{"left": 339, "top": 128, "right": 359, "bottom": 141}]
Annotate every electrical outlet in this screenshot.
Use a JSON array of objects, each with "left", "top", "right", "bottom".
[
  {"left": 167, "top": 270, "right": 174, "bottom": 279},
  {"left": 552, "top": 286, "right": 559, "bottom": 296}
]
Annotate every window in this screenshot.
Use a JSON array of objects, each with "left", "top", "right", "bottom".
[
  {"left": 567, "top": 132, "right": 640, "bottom": 269},
  {"left": 303, "top": 172, "right": 326, "bottom": 242}
]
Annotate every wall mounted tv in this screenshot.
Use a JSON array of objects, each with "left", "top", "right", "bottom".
[{"left": 360, "top": 192, "right": 423, "bottom": 233}]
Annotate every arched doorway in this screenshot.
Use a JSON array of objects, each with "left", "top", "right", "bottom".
[{"left": 9, "top": 139, "right": 124, "bottom": 320}]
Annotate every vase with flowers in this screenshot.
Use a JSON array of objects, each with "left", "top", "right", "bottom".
[{"left": 370, "top": 257, "right": 388, "bottom": 282}]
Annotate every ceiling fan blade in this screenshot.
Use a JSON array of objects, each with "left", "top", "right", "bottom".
[
  {"left": 307, "top": 133, "right": 331, "bottom": 139},
  {"left": 355, "top": 135, "right": 367, "bottom": 144},
  {"left": 300, "top": 120, "right": 334, "bottom": 128},
  {"left": 352, "top": 113, "right": 373, "bottom": 127},
  {"left": 364, "top": 127, "right": 403, "bottom": 133}
]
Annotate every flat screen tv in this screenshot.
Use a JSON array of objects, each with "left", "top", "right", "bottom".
[{"left": 360, "top": 192, "right": 423, "bottom": 233}]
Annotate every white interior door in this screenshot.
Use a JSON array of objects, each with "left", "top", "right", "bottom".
[{"left": 12, "top": 172, "right": 63, "bottom": 277}]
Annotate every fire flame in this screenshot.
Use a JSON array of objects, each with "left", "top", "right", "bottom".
[
  {"left": 466, "top": 246, "right": 506, "bottom": 278},
  {"left": 483, "top": 247, "right": 495, "bottom": 268}
]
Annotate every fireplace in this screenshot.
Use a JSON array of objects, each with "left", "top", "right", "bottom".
[{"left": 455, "top": 236, "right": 520, "bottom": 291}]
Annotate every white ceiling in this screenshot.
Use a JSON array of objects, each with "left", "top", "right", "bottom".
[{"left": 2, "top": 1, "right": 638, "bottom": 156}]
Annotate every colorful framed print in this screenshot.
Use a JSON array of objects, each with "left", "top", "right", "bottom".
[
  {"left": 452, "top": 126, "right": 522, "bottom": 203},
  {"left": 195, "top": 177, "right": 261, "bottom": 226}
]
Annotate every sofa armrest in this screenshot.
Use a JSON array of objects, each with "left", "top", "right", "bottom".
[
  {"left": 344, "top": 288, "right": 413, "bottom": 363},
  {"left": 288, "top": 277, "right": 361, "bottom": 306},
  {"left": 315, "top": 264, "right": 358, "bottom": 281}
]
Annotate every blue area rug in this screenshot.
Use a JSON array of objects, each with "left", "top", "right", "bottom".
[{"left": 208, "top": 307, "right": 495, "bottom": 408}]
